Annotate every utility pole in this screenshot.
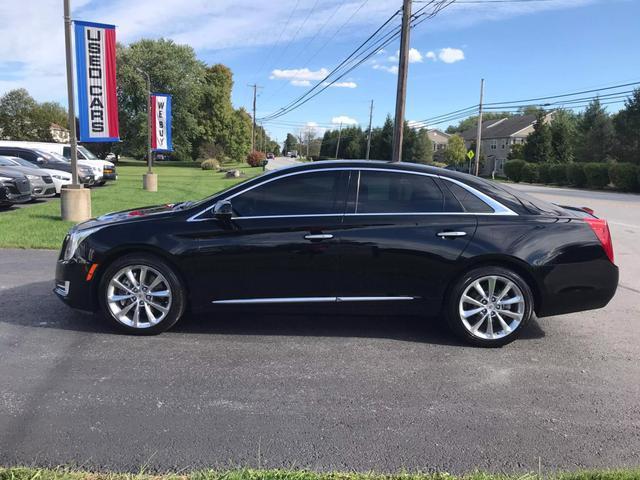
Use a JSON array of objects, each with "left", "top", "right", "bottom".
[
  {"left": 248, "top": 84, "right": 262, "bottom": 152},
  {"left": 474, "top": 78, "right": 485, "bottom": 176},
  {"left": 335, "top": 122, "right": 343, "bottom": 159},
  {"left": 306, "top": 128, "right": 310, "bottom": 158},
  {"left": 391, "top": 0, "right": 412, "bottom": 163},
  {"left": 136, "top": 67, "right": 156, "bottom": 191},
  {"left": 366, "top": 99, "right": 374, "bottom": 160},
  {"left": 60, "top": 0, "right": 91, "bottom": 221}
]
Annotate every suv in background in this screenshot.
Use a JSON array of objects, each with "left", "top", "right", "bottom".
[{"left": 0, "top": 147, "right": 95, "bottom": 186}]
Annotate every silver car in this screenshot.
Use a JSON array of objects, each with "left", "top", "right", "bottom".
[{"left": 0, "top": 156, "right": 56, "bottom": 198}]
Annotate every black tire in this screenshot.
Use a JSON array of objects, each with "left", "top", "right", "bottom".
[
  {"left": 98, "top": 253, "right": 186, "bottom": 335},
  {"left": 446, "top": 266, "right": 534, "bottom": 347}
]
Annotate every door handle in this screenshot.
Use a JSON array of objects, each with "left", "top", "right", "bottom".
[
  {"left": 437, "top": 231, "right": 467, "bottom": 238},
  {"left": 304, "top": 234, "right": 334, "bottom": 240}
]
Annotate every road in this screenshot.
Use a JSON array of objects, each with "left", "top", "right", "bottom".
[
  {"left": 266, "top": 156, "right": 301, "bottom": 171},
  {"left": 1, "top": 183, "right": 639, "bottom": 474}
]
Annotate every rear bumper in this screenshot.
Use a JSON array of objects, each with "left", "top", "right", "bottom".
[
  {"left": 536, "top": 259, "right": 619, "bottom": 317},
  {"left": 102, "top": 168, "right": 117, "bottom": 180}
]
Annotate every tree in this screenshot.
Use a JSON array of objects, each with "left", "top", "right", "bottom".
[
  {"left": 523, "top": 110, "right": 552, "bottom": 163},
  {"left": 197, "top": 64, "right": 234, "bottom": 159},
  {"left": 613, "top": 88, "right": 640, "bottom": 165},
  {"left": 444, "top": 134, "right": 466, "bottom": 166},
  {"left": 226, "top": 108, "right": 252, "bottom": 162},
  {"left": 411, "top": 128, "right": 433, "bottom": 164},
  {"left": 284, "top": 133, "right": 298, "bottom": 154},
  {"left": 0, "top": 89, "right": 67, "bottom": 141},
  {"left": 117, "top": 39, "right": 206, "bottom": 161},
  {"left": 371, "top": 115, "right": 393, "bottom": 160},
  {"left": 508, "top": 143, "right": 524, "bottom": 160},
  {"left": 575, "top": 98, "right": 614, "bottom": 162},
  {"left": 549, "top": 110, "right": 576, "bottom": 163}
]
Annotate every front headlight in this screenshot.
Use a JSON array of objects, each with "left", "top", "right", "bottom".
[
  {"left": 63, "top": 226, "right": 104, "bottom": 261},
  {"left": 26, "top": 174, "right": 39, "bottom": 181},
  {"left": 53, "top": 175, "right": 71, "bottom": 181}
]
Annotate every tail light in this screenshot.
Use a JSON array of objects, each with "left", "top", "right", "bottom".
[{"left": 585, "top": 218, "right": 614, "bottom": 264}]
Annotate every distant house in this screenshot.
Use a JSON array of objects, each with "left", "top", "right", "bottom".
[
  {"left": 427, "top": 129, "right": 450, "bottom": 162},
  {"left": 49, "top": 123, "right": 70, "bottom": 143},
  {"left": 461, "top": 112, "right": 554, "bottom": 176}
]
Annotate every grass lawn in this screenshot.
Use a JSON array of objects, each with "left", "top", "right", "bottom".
[
  {"left": 0, "top": 162, "right": 263, "bottom": 250},
  {"left": 1, "top": 467, "right": 640, "bottom": 480}
]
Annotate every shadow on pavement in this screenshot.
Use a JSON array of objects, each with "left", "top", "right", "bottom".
[{"left": 0, "top": 280, "right": 546, "bottom": 346}]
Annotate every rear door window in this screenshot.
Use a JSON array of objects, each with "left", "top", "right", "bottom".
[
  {"left": 443, "top": 181, "right": 494, "bottom": 213},
  {"left": 356, "top": 170, "right": 444, "bottom": 214}
]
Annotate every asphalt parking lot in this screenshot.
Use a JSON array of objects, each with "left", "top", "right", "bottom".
[{"left": 0, "top": 183, "right": 639, "bottom": 474}]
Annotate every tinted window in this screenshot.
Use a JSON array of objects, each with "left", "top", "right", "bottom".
[
  {"left": 232, "top": 171, "right": 344, "bottom": 217},
  {"left": 444, "top": 181, "right": 494, "bottom": 213},
  {"left": 0, "top": 157, "right": 17, "bottom": 166},
  {"left": 356, "top": 171, "right": 444, "bottom": 213},
  {"left": 11, "top": 150, "right": 37, "bottom": 162},
  {"left": 62, "top": 147, "right": 71, "bottom": 159}
]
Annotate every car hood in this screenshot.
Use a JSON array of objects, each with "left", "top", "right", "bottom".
[
  {"left": 0, "top": 167, "right": 28, "bottom": 180},
  {"left": 77, "top": 203, "right": 179, "bottom": 230},
  {"left": 5, "top": 165, "right": 46, "bottom": 178}
]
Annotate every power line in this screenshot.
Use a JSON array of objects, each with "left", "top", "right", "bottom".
[{"left": 260, "top": 0, "right": 455, "bottom": 122}]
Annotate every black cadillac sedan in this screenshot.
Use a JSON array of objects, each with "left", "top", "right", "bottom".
[{"left": 55, "top": 161, "right": 618, "bottom": 346}]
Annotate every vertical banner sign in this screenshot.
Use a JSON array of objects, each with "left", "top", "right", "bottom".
[
  {"left": 151, "top": 94, "right": 172, "bottom": 151},
  {"left": 74, "top": 20, "right": 119, "bottom": 142}
]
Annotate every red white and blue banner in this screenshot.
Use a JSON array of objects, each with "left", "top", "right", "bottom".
[
  {"left": 151, "top": 94, "right": 172, "bottom": 151},
  {"left": 74, "top": 20, "right": 119, "bottom": 142}
]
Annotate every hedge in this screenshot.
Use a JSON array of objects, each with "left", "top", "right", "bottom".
[
  {"left": 549, "top": 163, "right": 568, "bottom": 185},
  {"left": 583, "top": 163, "right": 610, "bottom": 189},
  {"left": 608, "top": 163, "right": 639, "bottom": 192},
  {"left": 521, "top": 162, "right": 539, "bottom": 183},
  {"left": 566, "top": 163, "right": 587, "bottom": 187},
  {"left": 538, "top": 163, "right": 552, "bottom": 184},
  {"left": 504, "top": 159, "right": 526, "bottom": 182}
]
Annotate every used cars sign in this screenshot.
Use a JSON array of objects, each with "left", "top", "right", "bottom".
[{"left": 74, "top": 20, "right": 120, "bottom": 142}]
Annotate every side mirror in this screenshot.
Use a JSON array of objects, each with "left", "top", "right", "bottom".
[{"left": 213, "top": 200, "right": 233, "bottom": 219}]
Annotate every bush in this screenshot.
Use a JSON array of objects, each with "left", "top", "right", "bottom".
[
  {"left": 538, "top": 163, "right": 552, "bottom": 184},
  {"left": 504, "top": 160, "right": 526, "bottom": 183},
  {"left": 246, "top": 150, "right": 266, "bottom": 167},
  {"left": 549, "top": 163, "right": 568, "bottom": 185},
  {"left": 583, "top": 163, "right": 610, "bottom": 189},
  {"left": 521, "top": 162, "right": 539, "bottom": 183},
  {"left": 566, "top": 163, "right": 586, "bottom": 187},
  {"left": 200, "top": 158, "right": 220, "bottom": 170},
  {"left": 609, "top": 163, "right": 639, "bottom": 192}
]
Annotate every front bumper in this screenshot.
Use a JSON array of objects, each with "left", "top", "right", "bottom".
[
  {"left": 54, "top": 256, "right": 99, "bottom": 312},
  {"left": 102, "top": 167, "right": 117, "bottom": 180}
]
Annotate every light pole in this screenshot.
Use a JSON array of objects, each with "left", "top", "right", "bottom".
[
  {"left": 60, "top": 0, "right": 91, "bottom": 221},
  {"left": 136, "top": 67, "right": 157, "bottom": 191}
]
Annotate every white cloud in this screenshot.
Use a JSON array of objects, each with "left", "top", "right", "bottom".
[
  {"left": 408, "top": 48, "right": 423, "bottom": 63},
  {"left": 270, "top": 67, "right": 329, "bottom": 81},
  {"left": 331, "top": 115, "right": 358, "bottom": 126},
  {"left": 306, "top": 121, "right": 319, "bottom": 128},
  {"left": 323, "top": 81, "right": 357, "bottom": 88},
  {"left": 426, "top": 51, "right": 437, "bottom": 61},
  {"left": 438, "top": 47, "right": 465, "bottom": 63},
  {"left": 372, "top": 64, "right": 398, "bottom": 74},
  {"left": 290, "top": 79, "right": 312, "bottom": 87}
]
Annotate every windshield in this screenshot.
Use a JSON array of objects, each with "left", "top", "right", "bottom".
[
  {"left": 7, "top": 157, "right": 35, "bottom": 168},
  {"left": 34, "top": 149, "right": 70, "bottom": 163},
  {"left": 0, "top": 156, "right": 18, "bottom": 167},
  {"left": 78, "top": 145, "right": 99, "bottom": 160}
]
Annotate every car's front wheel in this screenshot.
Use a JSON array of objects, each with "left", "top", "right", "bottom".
[
  {"left": 99, "top": 254, "right": 186, "bottom": 334},
  {"left": 446, "top": 266, "right": 534, "bottom": 347}
]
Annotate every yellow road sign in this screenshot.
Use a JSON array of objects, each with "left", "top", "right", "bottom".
[{"left": 466, "top": 150, "right": 475, "bottom": 160}]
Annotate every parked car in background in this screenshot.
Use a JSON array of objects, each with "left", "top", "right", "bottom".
[
  {"left": 0, "top": 147, "right": 95, "bottom": 186},
  {"left": 1, "top": 156, "right": 71, "bottom": 195},
  {"left": 266, "top": 153, "right": 275, "bottom": 159},
  {"left": 0, "top": 168, "right": 31, "bottom": 208},
  {"left": 0, "top": 141, "right": 115, "bottom": 185},
  {"left": 55, "top": 160, "right": 618, "bottom": 347},
  {"left": 0, "top": 156, "right": 56, "bottom": 199}
]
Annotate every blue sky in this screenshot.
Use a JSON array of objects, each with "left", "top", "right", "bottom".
[{"left": 1, "top": 0, "right": 638, "bottom": 142}]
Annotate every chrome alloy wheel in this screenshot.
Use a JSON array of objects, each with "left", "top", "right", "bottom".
[
  {"left": 458, "top": 275, "right": 525, "bottom": 340},
  {"left": 106, "top": 265, "right": 172, "bottom": 329}
]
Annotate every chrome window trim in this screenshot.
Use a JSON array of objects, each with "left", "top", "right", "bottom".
[
  {"left": 187, "top": 166, "right": 517, "bottom": 222},
  {"left": 211, "top": 296, "right": 416, "bottom": 304}
]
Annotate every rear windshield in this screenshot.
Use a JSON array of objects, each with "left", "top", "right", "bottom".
[{"left": 492, "top": 182, "right": 569, "bottom": 216}]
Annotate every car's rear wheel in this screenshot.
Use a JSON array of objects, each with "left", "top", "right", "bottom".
[
  {"left": 446, "top": 266, "right": 533, "bottom": 347},
  {"left": 99, "top": 254, "right": 186, "bottom": 334}
]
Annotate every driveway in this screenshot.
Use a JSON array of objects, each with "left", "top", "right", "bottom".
[{"left": 0, "top": 184, "right": 639, "bottom": 474}]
